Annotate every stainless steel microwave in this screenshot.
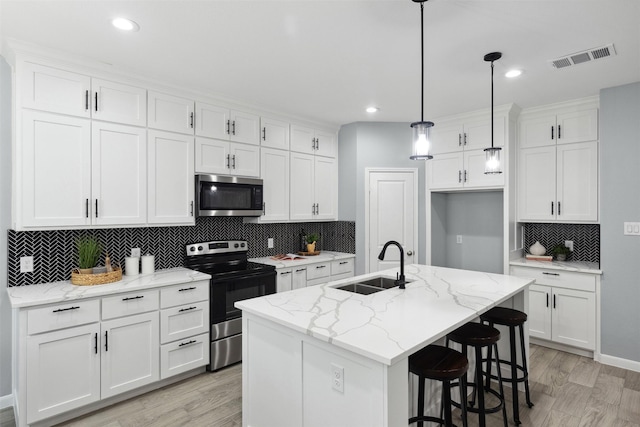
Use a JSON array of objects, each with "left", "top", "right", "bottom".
[{"left": 195, "top": 175, "right": 264, "bottom": 217}]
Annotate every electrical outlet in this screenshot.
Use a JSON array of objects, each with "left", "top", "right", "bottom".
[
  {"left": 131, "top": 248, "right": 141, "bottom": 257},
  {"left": 20, "top": 256, "right": 34, "bottom": 273},
  {"left": 624, "top": 222, "right": 640, "bottom": 236},
  {"left": 564, "top": 240, "right": 574, "bottom": 251},
  {"left": 268, "top": 238, "right": 274, "bottom": 249},
  {"left": 456, "top": 235, "right": 463, "bottom": 244},
  {"left": 331, "top": 363, "right": 344, "bottom": 393}
]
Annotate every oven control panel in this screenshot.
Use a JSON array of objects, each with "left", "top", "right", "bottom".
[{"left": 185, "top": 240, "right": 248, "bottom": 256}]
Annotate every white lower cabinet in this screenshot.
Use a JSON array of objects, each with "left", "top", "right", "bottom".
[
  {"left": 17, "top": 279, "right": 209, "bottom": 426},
  {"left": 275, "top": 258, "right": 355, "bottom": 291},
  {"left": 511, "top": 265, "right": 598, "bottom": 352}
]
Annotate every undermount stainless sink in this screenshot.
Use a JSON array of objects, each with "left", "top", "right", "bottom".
[{"left": 335, "top": 276, "right": 413, "bottom": 295}]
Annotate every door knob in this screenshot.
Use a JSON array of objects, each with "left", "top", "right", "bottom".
[{"left": 407, "top": 251, "right": 413, "bottom": 256}]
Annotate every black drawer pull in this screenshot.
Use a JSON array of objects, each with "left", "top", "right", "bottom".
[
  {"left": 178, "top": 287, "right": 196, "bottom": 292},
  {"left": 542, "top": 272, "right": 560, "bottom": 276},
  {"left": 295, "top": 268, "right": 306, "bottom": 272},
  {"left": 122, "top": 295, "right": 144, "bottom": 301},
  {"left": 280, "top": 271, "right": 291, "bottom": 276},
  {"left": 179, "top": 339, "right": 196, "bottom": 347},
  {"left": 339, "top": 261, "right": 348, "bottom": 265},
  {"left": 316, "top": 265, "right": 326, "bottom": 269},
  {"left": 53, "top": 306, "right": 79, "bottom": 313},
  {"left": 179, "top": 306, "right": 197, "bottom": 312}
]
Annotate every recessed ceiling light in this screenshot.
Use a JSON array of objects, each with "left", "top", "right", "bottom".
[
  {"left": 366, "top": 107, "right": 379, "bottom": 113},
  {"left": 112, "top": 18, "right": 140, "bottom": 32},
  {"left": 505, "top": 69, "right": 522, "bottom": 78}
]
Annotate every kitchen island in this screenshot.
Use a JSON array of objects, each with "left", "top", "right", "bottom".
[{"left": 236, "top": 264, "right": 534, "bottom": 427}]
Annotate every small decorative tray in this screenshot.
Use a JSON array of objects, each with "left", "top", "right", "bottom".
[
  {"left": 298, "top": 251, "right": 321, "bottom": 256},
  {"left": 71, "top": 266, "right": 123, "bottom": 286}
]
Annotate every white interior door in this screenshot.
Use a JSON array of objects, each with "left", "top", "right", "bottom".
[{"left": 366, "top": 169, "right": 417, "bottom": 273}]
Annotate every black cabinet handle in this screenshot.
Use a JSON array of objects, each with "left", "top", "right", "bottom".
[
  {"left": 339, "top": 261, "right": 348, "bottom": 265},
  {"left": 551, "top": 126, "right": 554, "bottom": 140},
  {"left": 226, "top": 120, "right": 230, "bottom": 134},
  {"left": 53, "top": 306, "right": 79, "bottom": 313},
  {"left": 95, "top": 199, "right": 98, "bottom": 218},
  {"left": 316, "top": 138, "right": 320, "bottom": 150},
  {"left": 295, "top": 268, "right": 306, "bottom": 272},
  {"left": 280, "top": 271, "right": 291, "bottom": 276},
  {"left": 105, "top": 331, "right": 108, "bottom": 352},
  {"left": 316, "top": 265, "right": 326, "bottom": 269},
  {"left": 558, "top": 201, "right": 561, "bottom": 215},
  {"left": 232, "top": 121, "right": 236, "bottom": 135},
  {"left": 458, "top": 133, "right": 462, "bottom": 146},
  {"left": 546, "top": 293, "right": 549, "bottom": 307},
  {"left": 179, "top": 287, "right": 196, "bottom": 292},
  {"left": 316, "top": 203, "right": 320, "bottom": 215},
  {"left": 94, "top": 92, "right": 98, "bottom": 112},
  {"left": 463, "top": 133, "right": 467, "bottom": 145},
  {"left": 226, "top": 154, "right": 230, "bottom": 169},
  {"left": 262, "top": 127, "right": 266, "bottom": 141},
  {"left": 85, "top": 90, "right": 89, "bottom": 110},
  {"left": 179, "top": 340, "right": 196, "bottom": 347},
  {"left": 542, "top": 272, "right": 560, "bottom": 276},
  {"left": 232, "top": 155, "right": 236, "bottom": 169},
  {"left": 558, "top": 124, "right": 561, "bottom": 139},
  {"left": 122, "top": 295, "right": 144, "bottom": 301},
  {"left": 464, "top": 170, "right": 467, "bottom": 182},
  {"left": 553, "top": 294, "right": 556, "bottom": 309},
  {"left": 85, "top": 198, "right": 89, "bottom": 218},
  {"left": 551, "top": 201, "right": 554, "bottom": 215},
  {"left": 94, "top": 332, "right": 98, "bottom": 354},
  {"left": 312, "top": 138, "right": 316, "bottom": 150},
  {"left": 458, "top": 170, "right": 462, "bottom": 183},
  {"left": 179, "top": 306, "right": 197, "bottom": 312},
  {"left": 190, "top": 112, "right": 194, "bottom": 128}
]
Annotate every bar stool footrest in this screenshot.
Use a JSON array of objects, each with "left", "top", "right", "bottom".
[
  {"left": 481, "top": 358, "right": 530, "bottom": 384},
  {"left": 450, "top": 381, "right": 504, "bottom": 415},
  {"left": 409, "top": 414, "right": 462, "bottom": 427}
]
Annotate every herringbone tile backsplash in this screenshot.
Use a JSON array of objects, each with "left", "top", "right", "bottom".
[
  {"left": 7, "top": 219, "right": 355, "bottom": 287},
  {"left": 523, "top": 223, "right": 600, "bottom": 263}
]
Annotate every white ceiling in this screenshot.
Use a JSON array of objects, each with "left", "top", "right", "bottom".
[{"left": 1, "top": 0, "right": 639, "bottom": 128}]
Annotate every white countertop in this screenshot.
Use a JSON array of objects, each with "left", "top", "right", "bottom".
[
  {"left": 249, "top": 251, "right": 355, "bottom": 269},
  {"left": 510, "top": 258, "right": 602, "bottom": 274},
  {"left": 236, "top": 264, "right": 533, "bottom": 366},
  {"left": 7, "top": 267, "right": 211, "bottom": 309}
]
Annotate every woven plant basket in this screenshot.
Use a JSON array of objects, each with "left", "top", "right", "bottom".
[{"left": 71, "top": 266, "right": 122, "bottom": 286}]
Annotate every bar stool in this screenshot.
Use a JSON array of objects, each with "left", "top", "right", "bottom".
[
  {"left": 409, "top": 344, "right": 469, "bottom": 427},
  {"left": 447, "top": 322, "right": 508, "bottom": 427},
  {"left": 480, "top": 307, "right": 534, "bottom": 425}
]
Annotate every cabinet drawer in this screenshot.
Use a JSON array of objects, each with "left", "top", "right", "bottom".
[
  {"left": 160, "top": 332, "right": 209, "bottom": 379},
  {"left": 160, "top": 301, "right": 209, "bottom": 344},
  {"left": 160, "top": 280, "right": 209, "bottom": 309},
  {"left": 331, "top": 259, "right": 354, "bottom": 276},
  {"left": 102, "top": 289, "right": 159, "bottom": 320},
  {"left": 511, "top": 266, "right": 596, "bottom": 292},
  {"left": 28, "top": 299, "right": 100, "bottom": 335},
  {"left": 306, "top": 262, "right": 331, "bottom": 280}
]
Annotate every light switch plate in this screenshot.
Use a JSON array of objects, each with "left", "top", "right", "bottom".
[
  {"left": 20, "top": 256, "right": 34, "bottom": 273},
  {"left": 624, "top": 222, "right": 640, "bottom": 236},
  {"left": 268, "top": 238, "right": 274, "bottom": 249}
]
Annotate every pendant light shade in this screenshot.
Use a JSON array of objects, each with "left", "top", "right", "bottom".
[
  {"left": 484, "top": 51, "right": 502, "bottom": 174},
  {"left": 410, "top": 0, "right": 434, "bottom": 161}
]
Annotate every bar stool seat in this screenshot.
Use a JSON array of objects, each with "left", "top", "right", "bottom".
[
  {"left": 447, "top": 322, "right": 507, "bottom": 427},
  {"left": 480, "top": 307, "right": 534, "bottom": 426},
  {"left": 409, "top": 345, "right": 469, "bottom": 427}
]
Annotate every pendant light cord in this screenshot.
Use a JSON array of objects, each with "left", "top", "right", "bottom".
[
  {"left": 491, "top": 59, "right": 494, "bottom": 148},
  {"left": 420, "top": 2, "right": 424, "bottom": 123}
]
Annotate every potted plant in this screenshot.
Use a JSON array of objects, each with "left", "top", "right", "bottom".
[
  {"left": 305, "top": 233, "right": 320, "bottom": 253},
  {"left": 76, "top": 236, "right": 102, "bottom": 274},
  {"left": 551, "top": 243, "right": 570, "bottom": 261}
]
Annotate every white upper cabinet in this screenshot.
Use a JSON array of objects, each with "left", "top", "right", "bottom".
[
  {"left": 517, "top": 100, "right": 599, "bottom": 222},
  {"left": 290, "top": 125, "right": 336, "bottom": 158},
  {"left": 195, "top": 137, "right": 260, "bottom": 177},
  {"left": 20, "top": 62, "right": 91, "bottom": 118},
  {"left": 147, "top": 130, "right": 195, "bottom": 225},
  {"left": 260, "top": 117, "right": 290, "bottom": 150},
  {"left": 428, "top": 150, "right": 504, "bottom": 190},
  {"left": 20, "top": 62, "right": 147, "bottom": 126},
  {"left": 430, "top": 115, "right": 505, "bottom": 155},
  {"left": 290, "top": 153, "right": 337, "bottom": 221},
  {"left": 91, "top": 78, "right": 147, "bottom": 127},
  {"left": 148, "top": 91, "right": 195, "bottom": 135},
  {"left": 91, "top": 122, "right": 147, "bottom": 225},
  {"left": 195, "top": 101, "right": 260, "bottom": 145},
  {"left": 21, "top": 111, "right": 92, "bottom": 227},
  {"left": 259, "top": 148, "right": 290, "bottom": 222},
  {"left": 519, "top": 107, "right": 598, "bottom": 149}
]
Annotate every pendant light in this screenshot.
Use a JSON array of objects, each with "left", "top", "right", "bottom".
[
  {"left": 484, "top": 52, "right": 502, "bottom": 174},
  {"left": 409, "top": 0, "right": 434, "bottom": 160}
]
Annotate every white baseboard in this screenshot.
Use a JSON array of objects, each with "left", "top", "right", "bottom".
[
  {"left": 599, "top": 353, "right": 640, "bottom": 373},
  {"left": 0, "top": 393, "right": 13, "bottom": 410}
]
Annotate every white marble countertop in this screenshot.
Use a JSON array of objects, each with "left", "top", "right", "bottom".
[
  {"left": 236, "top": 264, "right": 533, "bottom": 366},
  {"left": 249, "top": 251, "right": 355, "bottom": 269},
  {"left": 7, "top": 268, "right": 211, "bottom": 309},
  {"left": 510, "top": 258, "right": 602, "bottom": 274}
]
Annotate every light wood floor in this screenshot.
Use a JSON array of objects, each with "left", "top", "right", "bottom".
[{"left": 2, "top": 344, "right": 640, "bottom": 427}]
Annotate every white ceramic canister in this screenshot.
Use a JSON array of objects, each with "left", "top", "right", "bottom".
[
  {"left": 125, "top": 256, "right": 140, "bottom": 276},
  {"left": 141, "top": 254, "right": 155, "bottom": 275}
]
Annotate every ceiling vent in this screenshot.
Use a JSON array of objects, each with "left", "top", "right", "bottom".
[{"left": 550, "top": 43, "right": 616, "bottom": 69}]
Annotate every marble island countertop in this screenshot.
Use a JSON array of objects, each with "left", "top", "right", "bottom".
[
  {"left": 249, "top": 251, "right": 354, "bottom": 268},
  {"left": 7, "top": 267, "right": 211, "bottom": 309},
  {"left": 510, "top": 258, "right": 602, "bottom": 274},
  {"left": 236, "top": 264, "right": 533, "bottom": 366}
]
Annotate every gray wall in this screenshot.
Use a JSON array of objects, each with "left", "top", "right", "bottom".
[
  {"left": 600, "top": 82, "right": 640, "bottom": 363},
  {"left": 431, "top": 191, "right": 504, "bottom": 274},
  {"left": 338, "top": 122, "right": 426, "bottom": 275},
  {"left": 1, "top": 55, "right": 12, "bottom": 398}
]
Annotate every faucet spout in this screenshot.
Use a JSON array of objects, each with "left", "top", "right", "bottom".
[{"left": 378, "top": 240, "right": 406, "bottom": 289}]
